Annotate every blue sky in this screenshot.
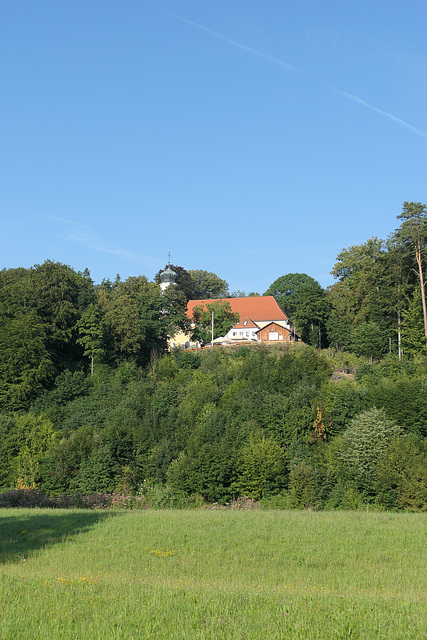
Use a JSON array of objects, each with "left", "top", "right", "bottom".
[{"left": 1, "top": 1, "right": 426, "bottom": 294}]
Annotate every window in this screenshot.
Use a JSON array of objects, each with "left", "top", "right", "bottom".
[{"left": 243, "top": 320, "right": 247, "bottom": 326}]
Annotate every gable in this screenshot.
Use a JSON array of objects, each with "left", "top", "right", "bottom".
[
  {"left": 255, "top": 321, "right": 291, "bottom": 335},
  {"left": 232, "top": 316, "right": 258, "bottom": 329}
]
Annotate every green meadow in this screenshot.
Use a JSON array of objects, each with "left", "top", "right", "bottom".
[{"left": 0, "top": 509, "right": 425, "bottom": 639}]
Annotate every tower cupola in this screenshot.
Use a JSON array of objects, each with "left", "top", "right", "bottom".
[{"left": 159, "top": 265, "right": 178, "bottom": 292}]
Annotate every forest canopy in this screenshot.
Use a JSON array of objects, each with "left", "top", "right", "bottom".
[{"left": 1, "top": 202, "right": 427, "bottom": 510}]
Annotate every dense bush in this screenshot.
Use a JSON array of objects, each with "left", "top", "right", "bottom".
[
  {"left": 0, "top": 346, "right": 426, "bottom": 509},
  {"left": 339, "top": 407, "right": 403, "bottom": 497}
]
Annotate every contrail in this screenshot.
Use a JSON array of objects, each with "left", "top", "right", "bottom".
[
  {"left": 160, "top": 8, "right": 427, "bottom": 140},
  {"left": 46, "top": 214, "right": 160, "bottom": 269},
  {"left": 161, "top": 10, "right": 303, "bottom": 75},
  {"left": 324, "top": 86, "right": 427, "bottom": 139},
  {"left": 66, "top": 229, "right": 159, "bottom": 269},
  {"left": 44, "top": 214, "right": 93, "bottom": 231}
]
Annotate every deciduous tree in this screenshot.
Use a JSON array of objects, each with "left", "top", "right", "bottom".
[
  {"left": 191, "top": 300, "right": 239, "bottom": 344},
  {"left": 76, "top": 303, "right": 106, "bottom": 376},
  {"left": 188, "top": 269, "right": 229, "bottom": 299},
  {"left": 394, "top": 201, "right": 427, "bottom": 345}
]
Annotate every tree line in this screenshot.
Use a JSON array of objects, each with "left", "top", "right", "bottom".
[
  {"left": 266, "top": 201, "right": 427, "bottom": 360},
  {"left": 0, "top": 201, "right": 426, "bottom": 509}
]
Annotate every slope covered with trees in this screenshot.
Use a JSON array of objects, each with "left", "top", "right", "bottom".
[
  {"left": 1, "top": 202, "right": 427, "bottom": 510},
  {"left": 0, "top": 343, "right": 426, "bottom": 510}
]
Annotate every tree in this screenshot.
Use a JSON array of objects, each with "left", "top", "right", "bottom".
[
  {"left": 97, "top": 275, "right": 189, "bottom": 366},
  {"left": 71, "top": 444, "right": 120, "bottom": 494},
  {"left": 326, "top": 314, "right": 353, "bottom": 351},
  {"left": 328, "top": 237, "right": 401, "bottom": 354},
  {"left": 0, "top": 261, "right": 93, "bottom": 385},
  {"left": 291, "top": 281, "right": 330, "bottom": 346},
  {"left": 264, "top": 273, "right": 329, "bottom": 345},
  {"left": 340, "top": 407, "right": 403, "bottom": 495},
  {"left": 329, "top": 237, "right": 387, "bottom": 325},
  {"left": 264, "top": 273, "right": 320, "bottom": 317},
  {"left": 98, "top": 286, "right": 144, "bottom": 363},
  {"left": 29, "top": 261, "right": 92, "bottom": 369},
  {"left": 381, "top": 237, "right": 416, "bottom": 360},
  {"left": 394, "top": 202, "right": 427, "bottom": 345},
  {"left": 351, "top": 321, "right": 387, "bottom": 362},
  {"left": 158, "top": 283, "right": 189, "bottom": 339},
  {"left": 375, "top": 435, "right": 427, "bottom": 511},
  {"left": 76, "top": 303, "right": 106, "bottom": 376},
  {"left": 234, "top": 433, "right": 285, "bottom": 499},
  {"left": 188, "top": 269, "right": 229, "bottom": 299},
  {"left": 0, "top": 308, "right": 53, "bottom": 409},
  {"left": 9, "top": 413, "right": 58, "bottom": 487},
  {"left": 400, "top": 288, "right": 427, "bottom": 358},
  {"left": 191, "top": 300, "right": 239, "bottom": 344}
]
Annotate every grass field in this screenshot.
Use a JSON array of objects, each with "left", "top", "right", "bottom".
[{"left": 0, "top": 509, "right": 425, "bottom": 639}]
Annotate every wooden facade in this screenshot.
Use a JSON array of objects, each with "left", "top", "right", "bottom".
[{"left": 256, "top": 322, "right": 297, "bottom": 343}]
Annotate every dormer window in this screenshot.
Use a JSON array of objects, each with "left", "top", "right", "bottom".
[{"left": 243, "top": 320, "right": 247, "bottom": 326}]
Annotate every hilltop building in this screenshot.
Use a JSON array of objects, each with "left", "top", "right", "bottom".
[{"left": 172, "top": 296, "right": 300, "bottom": 349}]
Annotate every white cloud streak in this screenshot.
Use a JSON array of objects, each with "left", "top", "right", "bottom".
[
  {"left": 161, "top": 10, "right": 302, "bottom": 75},
  {"left": 45, "top": 215, "right": 160, "bottom": 270},
  {"left": 324, "top": 86, "right": 427, "bottom": 139},
  {"left": 44, "top": 214, "right": 93, "bottom": 231},
  {"left": 66, "top": 230, "right": 159, "bottom": 268},
  {"left": 161, "top": 9, "right": 427, "bottom": 140}
]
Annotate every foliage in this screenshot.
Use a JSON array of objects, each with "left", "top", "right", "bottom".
[
  {"left": 351, "top": 321, "right": 387, "bottom": 361},
  {"left": 286, "top": 463, "right": 321, "bottom": 509},
  {"left": 191, "top": 299, "right": 239, "bottom": 343},
  {"left": 0, "top": 261, "right": 95, "bottom": 408},
  {"left": 188, "top": 269, "right": 229, "bottom": 299},
  {"left": 340, "top": 407, "right": 403, "bottom": 494},
  {"left": 76, "top": 303, "right": 106, "bottom": 375},
  {"left": 394, "top": 201, "right": 427, "bottom": 345},
  {"left": 233, "top": 433, "right": 286, "bottom": 500},
  {"left": 264, "top": 273, "right": 320, "bottom": 316},
  {"left": 7, "top": 413, "right": 58, "bottom": 488},
  {"left": 70, "top": 444, "right": 120, "bottom": 494},
  {"left": 0, "top": 309, "right": 54, "bottom": 409},
  {"left": 2, "top": 241, "right": 427, "bottom": 509},
  {"left": 328, "top": 236, "right": 406, "bottom": 356},
  {"left": 400, "top": 288, "right": 427, "bottom": 357},
  {"left": 375, "top": 436, "right": 427, "bottom": 511}
]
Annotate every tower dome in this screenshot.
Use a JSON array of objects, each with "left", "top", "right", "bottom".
[{"left": 159, "top": 265, "right": 178, "bottom": 292}]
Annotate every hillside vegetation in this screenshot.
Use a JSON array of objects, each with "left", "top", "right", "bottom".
[
  {"left": 2, "top": 202, "right": 427, "bottom": 508},
  {"left": 1, "top": 343, "right": 426, "bottom": 510}
]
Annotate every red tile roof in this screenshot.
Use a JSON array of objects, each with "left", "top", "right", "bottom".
[{"left": 186, "top": 296, "right": 288, "bottom": 322}]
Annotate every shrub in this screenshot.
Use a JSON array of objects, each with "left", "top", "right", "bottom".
[
  {"left": 375, "top": 436, "right": 427, "bottom": 511},
  {"left": 340, "top": 407, "right": 403, "bottom": 495},
  {"left": 286, "top": 463, "right": 321, "bottom": 509},
  {"left": 234, "top": 433, "right": 286, "bottom": 500}
]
